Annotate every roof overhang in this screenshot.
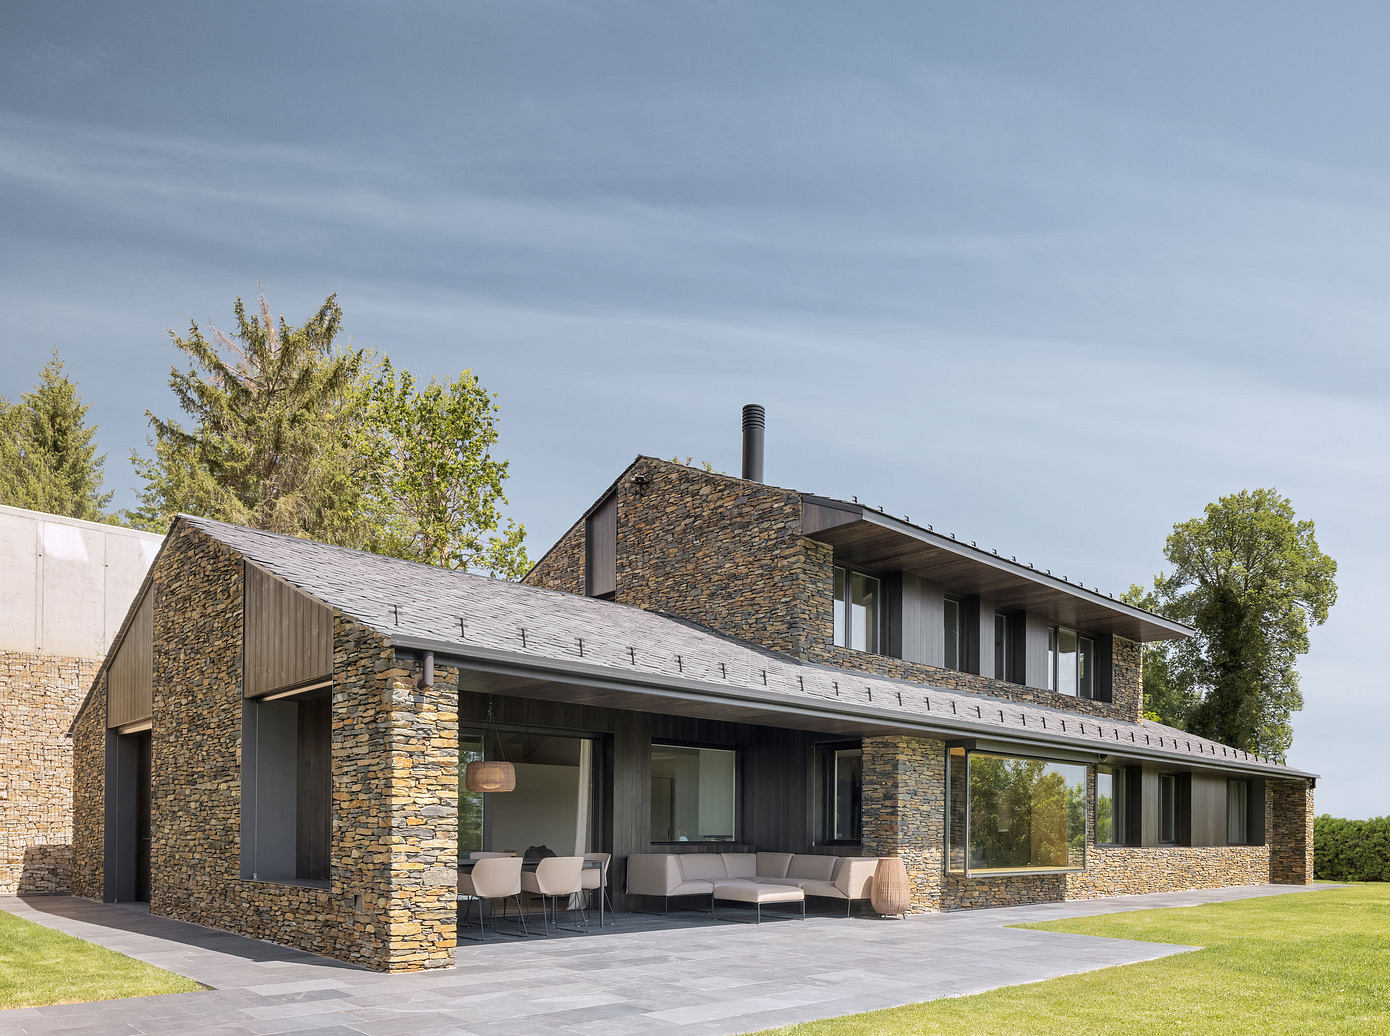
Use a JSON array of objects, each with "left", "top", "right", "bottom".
[
  {"left": 391, "top": 634, "right": 1312, "bottom": 782},
  {"left": 802, "top": 496, "right": 1192, "bottom": 643}
]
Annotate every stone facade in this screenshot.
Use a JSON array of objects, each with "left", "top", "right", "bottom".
[
  {"left": 858, "top": 734, "right": 1308, "bottom": 913},
  {"left": 70, "top": 523, "right": 458, "bottom": 972},
  {"left": 525, "top": 458, "right": 1144, "bottom": 722},
  {"left": 0, "top": 650, "right": 99, "bottom": 894},
  {"left": 69, "top": 676, "right": 106, "bottom": 900},
  {"left": 1268, "top": 777, "right": 1315, "bottom": 885}
]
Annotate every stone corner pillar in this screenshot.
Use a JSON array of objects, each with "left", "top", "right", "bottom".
[
  {"left": 861, "top": 736, "right": 945, "bottom": 913},
  {"left": 1269, "top": 778, "right": 1315, "bottom": 885}
]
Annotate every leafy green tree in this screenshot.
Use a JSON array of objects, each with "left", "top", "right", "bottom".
[
  {"left": 1121, "top": 584, "right": 1200, "bottom": 726},
  {"left": 0, "top": 351, "right": 113, "bottom": 520},
  {"left": 130, "top": 292, "right": 365, "bottom": 542},
  {"left": 355, "top": 358, "right": 528, "bottom": 578},
  {"left": 1134, "top": 489, "right": 1337, "bottom": 760}
]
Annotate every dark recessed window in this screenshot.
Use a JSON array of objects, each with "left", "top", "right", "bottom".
[
  {"left": 1096, "top": 765, "right": 1130, "bottom": 845},
  {"left": 994, "top": 612, "right": 1010, "bottom": 682},
  {"left": 817, "top": 743, "right": 862, "bottom": 843},
  {"left": 1227, "top": 779, "right": 1250, "bottom": 845},
  {"left": 944, "top": 597, "right": 962, "bottom": 670},
  {"left": 1159, "top": 773, "right": 1178, "bottom": 844},
  {"left": 833, "top": 566, "right": 880, "bottom": 653}
]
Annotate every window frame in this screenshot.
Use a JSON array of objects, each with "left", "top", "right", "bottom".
[
  {"left": 993, "top": 611, "right": 1010, "bottom": 682},
  {"left": 1048, "top": 625, "right": 1097, "bottom": 699},
  {"left": 943, "top": 596, "right": 962, "bottom": 671},
  {"left": 815, "top": 741, "right": 863, "bottom": 845},
  {"left": 944, "top": 747, "right": 1089, "bottom": 876},
  {"left": 1095, "top": 764, "right": 1130, "bottom": 846},
  {"left": 1227, "top": 779, "right": 1250, "bottom": 846},
  {"left": 1159, "top": 772, "right": 1178, "bottom": 845},
  {"left": 648, "top": 740, "right": 739, "bottom": 845},
  {"left": 832, "top": 565, "right": 882, "bottom": 654}
]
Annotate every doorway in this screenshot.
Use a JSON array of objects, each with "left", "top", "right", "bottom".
[{"left": 105, "top": 727, "right": 152, "bottom": 903}]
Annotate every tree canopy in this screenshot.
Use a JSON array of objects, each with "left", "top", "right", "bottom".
[
  {"left": 0, "top": 351, "right": 113, "bottom": 521},
  {"left": 354, "top": 358, "right": 528, "bottom": 578},
  {"left": 132, "top": 290, "right": 529, "bottom": 578},
  {"left": 1129, "top": 489, "right": 1337, "bottom": 760}
]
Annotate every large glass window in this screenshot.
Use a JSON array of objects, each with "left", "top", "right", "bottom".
[
  {"left": 1096, "top": 765, "right": 1129, "bottom": 845},
  {"left": 1227, "top": 780, "right": 1250, "bottom": 845},
  {"left": 946, "top": 751, "right": 1087, "bottom": 873},
  {"left": 833, "top": 566, "right": 880, "bottom": 653},
  {"left": 944, "top": 597, "right": 962, "bottom": 670},
  {"left": 459, "top": 734, "right": 484, "bottom": 857},
  {"left": 1049, "top": 626, "right": 1097, "bottom": 698},
  {"left": 650, "top": 744, "right": 737, "bottom": 842}
]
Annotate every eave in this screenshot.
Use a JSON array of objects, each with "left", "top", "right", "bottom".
[{"left": 802, "top": 495, "right": 1192, "bottom": 643}]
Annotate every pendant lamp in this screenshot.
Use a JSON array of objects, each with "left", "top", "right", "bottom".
[{"left": 465, "top": 703, "right": 516, "bottom": 793}]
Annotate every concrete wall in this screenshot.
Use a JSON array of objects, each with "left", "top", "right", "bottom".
[{"left": 0, "top": 505, "right": 162, "bottom": 894}]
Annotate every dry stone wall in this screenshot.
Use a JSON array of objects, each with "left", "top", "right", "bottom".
[
  {"left": 74, "top": 523, "right": 459, "bottom": 972},
  {"left": 1268, "top": 778, "right": 1315, "bottom": 884},
  {"left": 70, "top": 677, "right": 105, "bottom": 899},
  {"left": 0, "top": 650, "right": 98, "bottom": 893}
]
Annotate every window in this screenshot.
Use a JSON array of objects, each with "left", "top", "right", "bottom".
[
  {"left": 943, "top": 597, "right": 962, "bottom": 670},
  {"left": 241, "top": 688, "right": 331, "bottom": 885},
  {"left": 650, "top": 744, "right": 736, "bottom": 842},
  {"left": 1049, "top": 626, "right": 1097, "bottom": 698},
  {"left": 994, "top": 612, "right": 1010, "bottom": 682},
  {"left": 833, "top": 566, "right": 880, "bottom": 653},
  {"left": 945, "top": 750, "right": 1087, "bottom": 874},
  {"left": 1096, "top": 765, "right": 1129, "bottom": 845},
  {"left": 1228, "top": 780, "right": 1250, "bottom": 845},
  {"left": 817, "top": 744, "right": 862, "bottom": 842},
  {"left": 459, "top": 734, "right": 484, "bottom": 857},
  {"left": 1159, "top": 773, "right": 1178, "bottom": 844}
]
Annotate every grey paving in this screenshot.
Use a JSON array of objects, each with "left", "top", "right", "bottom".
[{"left": 0, "top": 884, "right": 1338, "bottom": 1035}]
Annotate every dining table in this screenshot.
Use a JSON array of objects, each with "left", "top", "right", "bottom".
[{"left": 458, "top": 856, "right": 607, "bottom": 927}]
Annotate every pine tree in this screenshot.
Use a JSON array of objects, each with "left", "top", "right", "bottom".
[
  {"left": 0, "top": 352, "right": 113, "bottom": 520},
  {"left": 129, "top": 292, "right": 365, "bottom": 541}
]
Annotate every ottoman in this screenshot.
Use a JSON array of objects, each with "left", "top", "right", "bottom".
[{"left": 712, "top": 880, "right": 806, "bottom": 923}]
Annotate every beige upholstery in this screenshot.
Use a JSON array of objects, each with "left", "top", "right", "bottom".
[
  {"left": 459, "top": 856, "right": 522, "bottom": 899},
  {"left": 625, "top": 852, "right": 878, "bottom": 909},
  {"left": 522, "top": 856, "right": 584, "bottom": 897},
  {"left": 581, "top": 852, "right": 610, "bottom": 891},
  {"left": 713, "top": 880, "right": 804, "bottom": 905},
  {"left": 787, "top": 855, "right": 838, "bottom": 881},
  {"left": 722, "top": 853, "right": 758, "bottom": 878},
  {"left": 755, "top": 852, "right": 793, "bottom": 878}
]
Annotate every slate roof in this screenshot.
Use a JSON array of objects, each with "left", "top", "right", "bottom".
[{"left": 178, "top": 514, "right": 1312, "bottom": 781}]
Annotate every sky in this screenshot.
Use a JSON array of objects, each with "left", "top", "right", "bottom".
[{"left": 1, "top": 2, "right": 1385, "bottom": 818}]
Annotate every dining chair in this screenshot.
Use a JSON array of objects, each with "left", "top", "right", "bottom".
[
  {"left": 458, "top": 856, "right": 527, "bottom": 941},
  {"left": 582, "top": 852, "right": 617, "bottom": 925},
  {"left": 520, "top": 856, "right": 587, "bottom": 935}
]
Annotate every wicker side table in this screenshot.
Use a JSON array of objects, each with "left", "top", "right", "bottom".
[{"left": 870, "top": 856, "right": 910, "bottom": 918}]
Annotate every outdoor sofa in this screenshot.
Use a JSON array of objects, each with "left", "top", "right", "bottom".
[{"left": 626, "top": 851, "right": 877, "bottom": 915}]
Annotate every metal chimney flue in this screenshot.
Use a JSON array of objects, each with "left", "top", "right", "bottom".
[{"left": 741, "top": 403, "right": 765, "bottom": 482}]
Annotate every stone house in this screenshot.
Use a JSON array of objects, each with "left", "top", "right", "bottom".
[
  {"left": 67, "top": 411, "right": 1315, "bottom": 972},
  {"left": 0, "top": 504, "right": 160, "bottom": 894}
]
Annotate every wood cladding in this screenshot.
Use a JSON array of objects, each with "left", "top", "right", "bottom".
[
  {"left": 585, "top": 490, "right": 617, "bottom": 598},
  {"left": 108, "top": 588, "right": 153, "bottom": 728},
  {"left": 243, "top": 562, "right": 333, "bottom": 699}
]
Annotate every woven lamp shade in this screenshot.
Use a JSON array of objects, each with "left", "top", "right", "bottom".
[
  {"left": 871, "top": 856, "right": 910, "bottom": 918},
  {"left": 464, "top": 759, "right": 516, "bottom": 793}
]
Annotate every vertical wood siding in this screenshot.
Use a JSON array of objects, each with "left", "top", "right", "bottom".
[
  {"left": 585, "top": 491, "right": 617, "bottom": 597},
  {"left": 107, "top": 589, "right": 153, "bottom": 728},
  {"left": 243, "top": 562, "right": 333, "bottom": 698}
]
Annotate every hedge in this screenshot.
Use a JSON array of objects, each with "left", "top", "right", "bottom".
[{"left": 1313, "top": 815, "right": 1390, "bottom": 882}]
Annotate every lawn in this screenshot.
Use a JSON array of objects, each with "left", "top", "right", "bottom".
[
  {"left": 0, "top": 909, "right": 204, "bottom": 1009},
  {"left": 760, "top": 884, "right": 1390, "bottom": 1035}
]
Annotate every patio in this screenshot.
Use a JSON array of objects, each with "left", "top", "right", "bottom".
[{"left": 0, "top": 885, "right": 1336, "bottom": 1035}]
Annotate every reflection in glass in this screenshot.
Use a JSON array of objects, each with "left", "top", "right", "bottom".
[
  {"left": 650, "top": 744, "right": 737, "bottom": 842},
  {"left": 833, "top": 567, "right": 847, "bottom": 648},
  {"left": 850, "top": 572, "right": 879, "bottom": 653},
  {"left": 1056, "top": 628, "right": 1078, "bottom": 696},
  {"left": 955, "top": 752, "right": 1087, "bottom": 872},
  {"left": 944, "top": 598, "right": 961, "bottom": 670},
  {"left": 458, "top": 734, "right": 485, "bottom": 856},
  {"left": 833, "top": 748, "right": 862, "bottom": 841}
]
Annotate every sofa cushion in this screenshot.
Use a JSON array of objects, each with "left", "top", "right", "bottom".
[
  {"left": 792, "top": 879, "right": 845, "bottom": 900},
  {"left": 677, "top": 854, "right": 728, "bottom": 882},
  {"left": 670, "top": 879, "right": 717, "bottom": 896},
  {"left": 786, "top": 854, "right": 838, "bottom": 881},
  {"left": 755, "top": 852, "right": 793, "bottom": 878},
  {"left": 722, "top": 853, "right": 758, "bottom": 878}
]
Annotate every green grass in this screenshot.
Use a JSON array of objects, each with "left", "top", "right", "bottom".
[
  {"left": 760, "top": 884, "right": 1390, "bottom": 1035},
  {"left": 0, "top": 910, "right": 204, "bottom": 1010}
]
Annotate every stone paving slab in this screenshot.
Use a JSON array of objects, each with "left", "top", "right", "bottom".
[{"left": 0, "top": 885, "right": 1338, "bottom": 1035}]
